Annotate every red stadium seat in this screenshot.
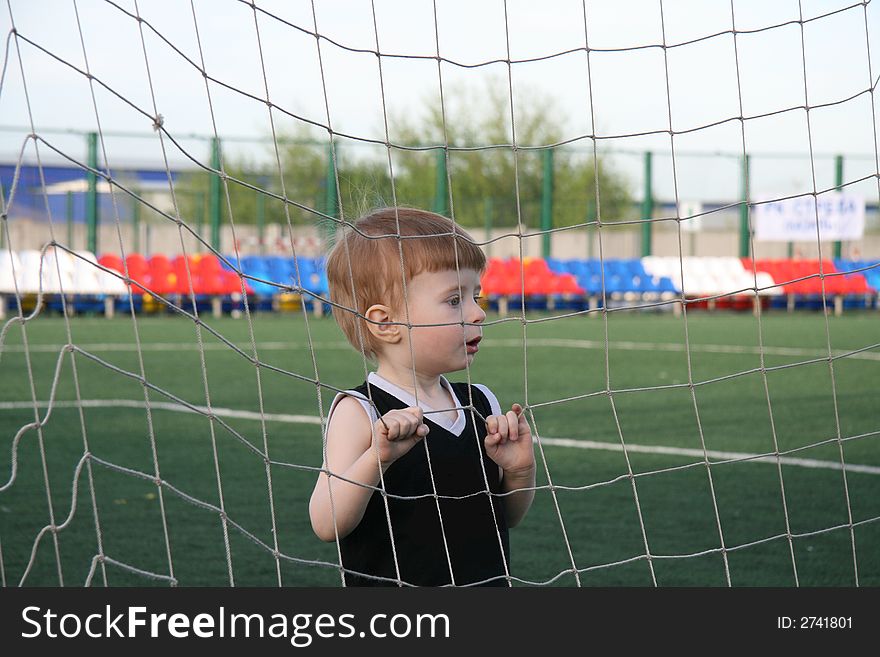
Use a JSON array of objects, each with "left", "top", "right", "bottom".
[
  {"left": 98, "top": 253, "right": 124, "bottom": 273},
  {"left": 221, "top": 270, "right": 252, "bottom": 295},
  {"left": 148, "top": 254, "right": 176, "bottom": 295},
  {"left": 521, "top": 258, "right": 552, "bottom": 295},
  {"left": 196, "top": 254, "right": 222, "bottom": 274},
  {"left": 552, "top": 273, "right": 584, "bottom": 295},
  {"left": 845, "top": 275, "right": 870, "bottom": 294},
  {"left": 170, "top": 255, "right": 198, "bottom": 294},
  {"left": 124, "top": 253, "right": 149, "bottom": 293},
  {"left": 481, "top": 258, "right": 521, "bottom": 295},
  {"left": 193, "top": 255, "right": 225, "bottom": 294},
  {"left": 481, "top": 258, "right": 585, "bottom": 297}
]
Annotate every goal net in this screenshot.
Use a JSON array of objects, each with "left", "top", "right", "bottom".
[{"left": 0, "top": 0, "right": 878, "bottom": 587}]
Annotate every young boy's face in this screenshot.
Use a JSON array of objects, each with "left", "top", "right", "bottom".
[{"left": 393, "top": 267, "right": 485, "bottom": 375}]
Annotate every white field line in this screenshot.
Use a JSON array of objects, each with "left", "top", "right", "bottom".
[
  {"left": 0, "top": 399, "right": 321, "bottom": 426},
  {"left": 541, "top": 437, "right": 880, "bottom": 476},
  {"left": 503, "top": 338, "right": 880, "bottom": 361},
  {"left": 1, "top": 338, "right": 878, "bottom": 361},
  {"left": 3, "top": 399, "right": 878, "bottom": 476}
]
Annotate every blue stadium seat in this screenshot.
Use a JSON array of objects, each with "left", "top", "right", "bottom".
[
  {"left": 240, "top": 255, "right": 263, "bottom": 272},
  {"left": 633, "top": 274, "right": 659, "bottom": 294},
  {"left": 545, "top": 257, "right": 566, "bottom": 274},
  {"left": 627, "top": 259, "right": 649, "bottom": 277},
  {"left": 656, "top": 276, "right": 677, "bottom": 294},
  {"left": 860, "top": 260, "right": 880, "bottom": 291},
  {"left": 265, "top": 255, "right": 290, "bottom": 277},
  {"left": 245, "top": 259, "right": 277, "bottom": 297}
]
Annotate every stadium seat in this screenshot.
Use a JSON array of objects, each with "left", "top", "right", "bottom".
[
  {"left": 230, "top": 255, "right": 273, "bottom": 296},
  {"left": 833, "top": 260, "right": 874, "bottom": 294},
  {"left": 197, "top": 253, "right": 222, "bottom": 275},
  {"left": 856, "top": 260, "right": 880, "bottom": 291},
  {"left": 480, "top": 258, "right": 566, "bottom": 298},
  {"left": 523, "top": 258, "right": 554, "bottom": 296},
  {"left": 552, "top": 273, "right": 583, "bottom": 295},
  {"left": 266, "top": 256, "right": 294, "bottom": 284},
  {"left": 98, "top": 253, "right": 124, "bottom": 274},
  {"left": 748, "top": 259, "right": 873, "bottom": 299},
  {"left": 73, "top": 251, "right": 124, "bottom": 295},
  {"left": 124, "top": 253, "right": 150, "bottom": 294},
  {"left": 149, "top": 254, "right": 176, "bottom": 295},
  {"left": 17, "top": 249, "right": 53, "bottom": 294},
  {"left": 99, "top": 252, "right": 147, "bottom": 295},
  {"left": 481, "top": 258, "right": 518, "bottom": 296},
  {"left": 294, "top": 257, "right": 328, "bottom": 296}
]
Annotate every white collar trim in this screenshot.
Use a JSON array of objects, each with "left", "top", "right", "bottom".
[{"left": 367, "top": 371, "right": 466, "bottom": 437}]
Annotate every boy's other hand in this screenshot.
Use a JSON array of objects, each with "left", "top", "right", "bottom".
[
  {"left": 484, "top": 403, "right": 535, "bottom": 475},
  {"left": 373, "top": 406, "right": 429, "bottom": 468}
]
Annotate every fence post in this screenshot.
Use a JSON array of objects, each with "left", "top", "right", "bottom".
[
  {"left": 433, "top": 148, "right": 449, "bottom": 217},
  {"left": 740, "top": 153, "right": 750, "bottom": 258},
  {"left": 483, "top": 197, "right": 493, "bottom": 258},
  {"left": 195, "top": 191, "right": 205, "bottom": 253},
  {"left": 834, "top": 155, "right": 844, "bottom": 260},
  {"left": 86, "top": 131, "right": 99, "bottom": 254},
  {"left": 641, "top": 151, "right": 653, "bottom": 257},
  {"left": 132, "top": 192, "right": 140, "bottom": 254},
  {"left": 325, "top": 142, "right": 338, "bottom": 220},
  {"left": 541, "top": 148, "right": 554, "bottom": 259},
  {"left": 0, "top": 183, "right": 5, "bottom": 251},
  {"left": 209, "top": 137, "right": 222, "bottom": 252},
  {"left": 66, "top": 190, "right": 74, "bottom": 250},
  {"left": 256, "top": 185, "right": 266, "bottom": 256},
  {"left": 587, "top": 198, "right": 596, "bottom": 260}
]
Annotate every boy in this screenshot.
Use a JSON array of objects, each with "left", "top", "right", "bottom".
[{"left": 309, "top": 207, "right": 536, "bottom": 587}]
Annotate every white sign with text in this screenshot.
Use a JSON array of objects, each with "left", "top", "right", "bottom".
[{"left": 754, "top": 193, "right": 865, "bottom": 241}]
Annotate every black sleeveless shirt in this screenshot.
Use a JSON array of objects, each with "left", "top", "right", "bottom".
[{"left": 337, "top": 378, "right": 510, "bottom": 587}]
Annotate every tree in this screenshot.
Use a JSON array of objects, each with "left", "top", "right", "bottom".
[
  {"left": 389, "top": 77, "right": 633, "bottom": 229},
  {"left": 176, "top": 78, "right": 634, "bottom": 247}
]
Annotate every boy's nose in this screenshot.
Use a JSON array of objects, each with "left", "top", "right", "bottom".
[{"left": 471, "top": 301, "right": 486, "bottom": 324}]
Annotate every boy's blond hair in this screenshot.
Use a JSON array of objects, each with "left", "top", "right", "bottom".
[{"left": 326, "top": 207, "right": 486, "bottom": 362}]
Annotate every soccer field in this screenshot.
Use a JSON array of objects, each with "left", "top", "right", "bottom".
[{"left": 1, "top": 309, "right": 878, "bottom": 586}]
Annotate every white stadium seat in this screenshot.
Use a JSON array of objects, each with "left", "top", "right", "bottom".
[
  {"left": 0, "top": 251, "right": 21, "bottom": 294},
  {"left": 1, "top": 250, "right": 127, "bottom": 297},
  {"left": 16, "top": 250, "right": 44, "bottom": 294},
  {"left": 73, "top": 250, "right": 127, "bottom": 295}
]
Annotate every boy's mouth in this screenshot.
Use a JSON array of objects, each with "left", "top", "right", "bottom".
[{"left": 465, "top": 336, "right": 481, "bottom": 354}]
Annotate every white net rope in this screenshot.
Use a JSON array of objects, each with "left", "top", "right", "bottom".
[{"left": 0, "top": 0, "right": 878, "bottom": 586}]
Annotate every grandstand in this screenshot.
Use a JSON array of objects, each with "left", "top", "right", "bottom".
[{"left": 1, "top": 249, "right": 876, "bottom": 321}]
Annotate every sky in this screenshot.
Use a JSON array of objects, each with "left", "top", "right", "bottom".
[{"left": 1, "top": 0, "right": 879, "bottom": 204}]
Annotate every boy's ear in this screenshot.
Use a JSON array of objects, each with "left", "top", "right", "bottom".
[{"left": 364, "top": 303, "right": 402, "bottom": 345}]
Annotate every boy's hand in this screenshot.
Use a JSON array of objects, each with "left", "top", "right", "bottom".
[
  {"left": 372, "top": 406, "right": 429, "bottom": 469},
  {"left": 484, "top": 403, "right": 535, "bottom": 475}
]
